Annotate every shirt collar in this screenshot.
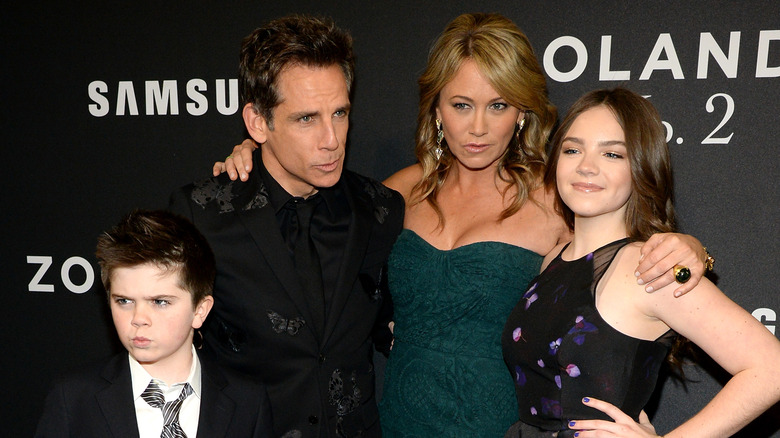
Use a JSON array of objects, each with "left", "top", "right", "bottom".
[{"left": 129, "top": 345, "right": 203, "bottom": 400}]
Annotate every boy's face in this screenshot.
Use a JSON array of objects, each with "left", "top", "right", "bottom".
[{"left": 109, "top": 263, "right": 212, "bottom": 377}]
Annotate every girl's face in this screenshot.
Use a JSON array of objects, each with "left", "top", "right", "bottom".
[
  {"left": 435, "top": 59, "right": 524, "bottom": 172},
  {"left": 556, "top": 105, "right": 632, "bottom": 223}
]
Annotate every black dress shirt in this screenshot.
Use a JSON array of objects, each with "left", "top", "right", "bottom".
[{"left": 258, "top": 163, "right": 351, "bottom": 321}]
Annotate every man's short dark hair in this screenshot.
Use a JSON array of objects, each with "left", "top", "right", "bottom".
[
  {"left": 239, "top": 14, "right": 355, "bottom": 126},
  {"left": 95, "top": 210, "right": 216, "bottom": 306}
]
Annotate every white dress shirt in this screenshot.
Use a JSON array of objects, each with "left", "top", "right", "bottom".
[{"left": 129, "top": 346, "right": 202, "bottom": 438}]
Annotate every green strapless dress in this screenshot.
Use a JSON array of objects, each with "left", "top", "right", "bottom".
[{"left": 379, "top": 229, "right": 543, "bottom": 437}]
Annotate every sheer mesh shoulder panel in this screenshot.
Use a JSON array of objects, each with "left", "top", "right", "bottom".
[{"left": 590, "top": 239, "right": 631, "bottom": 298}]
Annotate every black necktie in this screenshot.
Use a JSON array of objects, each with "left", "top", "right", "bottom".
[
  {"left": 141, "top": 380, "right": 193, "bottom": 438},
  {"left": 293, "top": 197, "right": 325, "bottom": 332}
]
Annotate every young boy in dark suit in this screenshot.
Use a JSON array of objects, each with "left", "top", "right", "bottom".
[{"left": 35, "top": 210, "right": 273, "bottom": 437}]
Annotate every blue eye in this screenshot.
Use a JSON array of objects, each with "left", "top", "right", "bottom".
[
  {"left": 604, "top": 152, "right": 624, "bottom": 159},
  {"left": 334, "top": 110, "right": 348, "bottom": 118},
  {"left": 153, "top": 299, "right": 171, "bottom": 307},
  {"left": 489, "top": 102, "right": 508, "bottom": 111},
  {"left": 300, "top": 115, "right": 313, "bottom": 123},
  {"left": 453, "top": 102, "right": 469, "bottom": 110},
  {"left": 115, "top": 298, "right": 131, "bottom": 305},
  {"left": 562, "top": 148, "right": 579, "bottom": 155}
]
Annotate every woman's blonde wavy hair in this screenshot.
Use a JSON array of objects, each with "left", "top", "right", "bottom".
[{"left": 411, "top": 13, "right": 557, "bottom": 224}]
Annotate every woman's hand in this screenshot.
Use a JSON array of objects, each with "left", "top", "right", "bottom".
[
  {"left": 568, "top": 397, "right": 659, "bottom": 437},
  {"left": 212, "top": 139, "right": 258, "bottom": 181},
  {"left": 636, "top": 233, "right": 707, "bottom": 297}
]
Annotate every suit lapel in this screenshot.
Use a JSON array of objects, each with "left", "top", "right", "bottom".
[
  {"left": 196, "top": 361, "right": 233, "bottom": 438},
  {"left": 237, "top": 174, "right": 323, "bottom": 341},
  {"left": 96, "top": 354, "right": 141, "bottom": 438},
  {"left": 321, "top": 176, "right": 373, "bottom": 347}
]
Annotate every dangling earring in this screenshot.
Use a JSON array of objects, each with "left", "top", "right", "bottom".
[
  {"left": 515, "top": 118, "right": 526, "bottom": 146},
  {"left": 434, "top": 119, "right": 444, "bottom": 160}
]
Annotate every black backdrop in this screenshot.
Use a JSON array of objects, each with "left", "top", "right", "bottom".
[{"left": 3, "top": 1, "right": 778, "bottom": 436}]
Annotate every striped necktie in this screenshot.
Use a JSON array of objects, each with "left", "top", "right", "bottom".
[{"left": 141, "top": 380, "right": 194, "bottom": 438}]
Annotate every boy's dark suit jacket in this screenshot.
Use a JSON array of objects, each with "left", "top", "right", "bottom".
[
  {"left": 34, "top": 352, "right": 274, "bottom": 437},
  {"left": 169, "top": 153, "right": 404, "bottom": 438}
]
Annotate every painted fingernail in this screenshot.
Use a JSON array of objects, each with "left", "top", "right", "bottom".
[
  {"left": 634, "top": 271, "right": 641, "bottom": 278},
  {"left": 645, "top": 285, "right": 653, "bottom": 293},
  {"left": 569, "top": 421, "right": 576, "bottom": 427},
  {"left": 574, "top": 433, "right": 580, "bottom": 437},
  {"left": 674, "top": 290, "right": 682, "bottom": 298},
  {"left": 582, "top": 397, "right": 590, "bottom": 403}
]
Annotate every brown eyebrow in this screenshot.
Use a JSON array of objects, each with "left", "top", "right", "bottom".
[
  {"left": 449, "top": 95, "right": 505, "bottom": 104},
  {"left": 597, "top": 140, "right": 626, "bottom": 147},
  {"left": 288, "top": 104, "right": 351, "bottom": 121},
  {"left": 146, "top": 295, "right": 179, "bottom": 301},
  {"left": 562, "top": 136, "right": 626, "bottom": 147},
  {"left": 288, "top": 111, "right": 319, "bottom": 121},
  {"left": 109, "top": 293, "right": 180, "bottom": 301}
]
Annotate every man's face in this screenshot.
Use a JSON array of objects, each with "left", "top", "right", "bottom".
[{"left": 254, "top": 64, "right": 350, "bottom": 198}]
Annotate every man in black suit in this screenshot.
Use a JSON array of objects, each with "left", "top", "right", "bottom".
[
  {"left": 169, "top": 15, "right": 404, "bottom": 438},
  {"left": 35, "top": 210, "right": 274, "bottom": 437}
]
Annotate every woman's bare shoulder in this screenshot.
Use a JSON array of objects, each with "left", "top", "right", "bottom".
[
  {"left": 384, "top": 164, "right": 423, "bottom": 201},
  {"left": 617, "top": 242, "right": 644, "bottom": 270},
  {"left": 528, "top": 185, "right": 571, "bottom": 245},
  {"left": 609, "top": 242, "right": 658, "bottom": 302}
]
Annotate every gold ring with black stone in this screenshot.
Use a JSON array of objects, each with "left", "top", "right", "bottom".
[{"left": 674, "top": 265, "right": 691, "bottom": 284}]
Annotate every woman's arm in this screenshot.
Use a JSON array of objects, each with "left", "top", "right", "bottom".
[
  {"left": 653, "top": 279, "right": 780, "bottom": 437},
  {"left": 571, "top": 277, "right": 780, "bottom": 437}
]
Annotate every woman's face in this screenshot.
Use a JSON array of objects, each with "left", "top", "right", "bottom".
[
  {"left": 435, "top": 59, "right": 523, "bottom": 172},
  {"left": 556, "top": 105, "right": 633, "bottom": 222}
]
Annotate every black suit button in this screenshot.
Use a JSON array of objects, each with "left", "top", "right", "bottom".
[
  {"left": 309, "top": 415, "right": 319, "bottom": 424},
  {"left": 318, "top": 353, "right": 326, "bottom": 364}
]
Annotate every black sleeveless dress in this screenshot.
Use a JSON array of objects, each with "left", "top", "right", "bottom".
[{"left": 501, "top": 239, "right": 674, "bottom": 437}]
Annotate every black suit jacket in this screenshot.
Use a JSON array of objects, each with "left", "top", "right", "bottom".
[
  {"left": 169, "top": 156, "right": 404, "bottom": 438},
  {"left": 34, "top": 353, "right": 274, "bottom": 438}
]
